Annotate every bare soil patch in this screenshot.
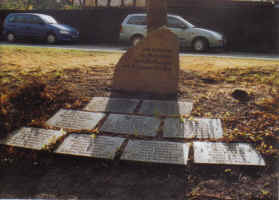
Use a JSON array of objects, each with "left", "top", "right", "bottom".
[{"left": 0, "top": 46, "right": 279, "bottom": 199}]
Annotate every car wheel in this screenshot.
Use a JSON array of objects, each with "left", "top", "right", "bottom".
[
  {"left": 131, "top": 35, "right": 143, "bottom": 46},
  {"left": 46, "top": 33, "right": 56, "bottom": 44},
  {"left": 7, "top": 33, "right": 15, "bottom": 43},
  {"left": 192, "top": 38, "right": 209, "bottom": 52}
]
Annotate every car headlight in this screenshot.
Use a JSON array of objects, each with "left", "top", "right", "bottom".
[{"left": 59, "top": 30, "right": 70, "bottom": 34}]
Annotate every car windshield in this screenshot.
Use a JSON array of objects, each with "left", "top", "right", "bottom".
[{"left": 40, "top": 15, "right": 57, "bottom": 24}]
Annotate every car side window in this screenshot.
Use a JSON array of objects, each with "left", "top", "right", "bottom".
[
  {"left": 167, "top": 17, "right": 186, "bottom": 29},
  {"left": 30, "top": 16, "right": 42, "bottom": 24},
  {"left": 14, "top": 15, "right": 26, "bottom": 23},
  {"left": 7, "top": 15, "right": 16, "bottom": 23},
  {"left": 127, "top": 16, "right": 146, "bottom": 25}
]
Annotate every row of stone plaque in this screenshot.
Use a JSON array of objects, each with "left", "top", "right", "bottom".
[
  {"left": 46, "top": 109, "right": 223, "bottom": 139},
  {"left": 84, "top": 97, "right": 193, "bottom": 116},
  {"left": 0, "top": 127, "right": 265, "bottom": 166}
]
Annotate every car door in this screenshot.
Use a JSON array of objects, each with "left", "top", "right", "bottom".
[
  {"left": 28, "top": 15, "right": 46, "bottom": 40},
  {"left": 125, "top": 15, "right": 147, "bottom": 38},
  {"left": 12, "top": 15, "right": 27, "bottom": 38},
  {"left": 167, "top": 16, "right": 191, "bottom": 47}
]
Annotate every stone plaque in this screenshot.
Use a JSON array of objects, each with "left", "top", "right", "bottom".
[
  {"left": 121, "top": 140, "right": 190, "bottom": 165},
  {"left": 55, "top": 134, "right": 125, "bottom": 159},
  {"left": 112, "top": 27, "right": 179, "bottom": 95},
  {"left": 136, "top": 0, "right": 146, "bottom": 7},
  {"left": 138, "top": 100, "right": 193, "bottom": 116},
  {"left": 0, "top": 127, "right": 65, "bottom": 150},
  {"left": 163, "top": 118, "right": 223, "bottom": 139},
  {"left": 100, "top": 114, "right": 161, "bottom": 136},
  {"left": 110, "top": 0, "right": 122, "bottom": 6},
  {"left": 147, "top": 0, "right": 167, "bottom": 32},
  {"left": 193, "top": 142, "right": 265, "bottom": 166},
  {"left": 84, "top": 97, "right": 140, "bottom": 114},
  {"left": 97, "top": 0, "right": 108, "bottom": 6},
  {"left": 124, "top": 0, "right": 133, "bottom": 6},
  {"left": 46, "top": 109, "right": 105, "bottom": 130}
]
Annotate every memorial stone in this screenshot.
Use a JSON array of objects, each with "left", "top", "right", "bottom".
[
  {"left": 193, "top": 142, "right": 265, "bottom": 166},
  {"left": 84, "top": 97, "right": 140, "bottom": 114},
  {"left": 0, "top": 127, "right": 65, "bottom": 150},
  {"left": 163, "top": 118, "right": 223, "bottom": 139},
  {"left": 112, "top": 27, "right": 179, "bottom": 94},
  {"left": 138, "top": 100, "right": 193, "bottom": 116},
  {"left": 112, "top": 0, "right": 179, "bottom": 95},
  {"left": 100, "top": 114, "right": 161, "bottom": 136},
  {"left": 55, "top": 134, "right": 125, "bottom": 159},
  {"left": 46, "top": 109, "right": 105, "bottom": 130},
  {"left": 121, "top": 140, "right": 190, "bottom": 165}
]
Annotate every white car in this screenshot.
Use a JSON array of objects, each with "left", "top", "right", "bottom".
[{"left": 119, "top": 13, "right": 226, "bottom": 52}]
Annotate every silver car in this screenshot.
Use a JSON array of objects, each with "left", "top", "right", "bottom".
[{"left": 119, "top": 13, "right": 226, "bottom": 52}]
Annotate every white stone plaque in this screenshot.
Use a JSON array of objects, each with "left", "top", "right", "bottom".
[
  {"left": 0, "top": 127, "right": 65, "bottom": 150},
  {"left": 136, "top": 0, "right": 145, "bottom": 7},
  {"left": 55, "top": 134, "right": 125, "bottom": 159},
  {"left": 121, "top": 140, "right": 190, "bottom": 165},
  {"left": 100, "top": 114, "right": 161, "bottom": 136},
  {"left": 97, "top": 0, "right": 108, "bottom": 6},
  {"left": 84, "top": 97, "right": 140, "bottom": 114},
  {"left": 193, "top": 142, "right": 265, "bottom": 166},
  {"left": 138, "top": 100, "right": 193, "bottom": 116},
  {"left": 124, "top": 0, "right": 133, "bottom": 6},
  {"left": 110, "top": 0, "right": 122, "bottom": 6},
  {"left": 46, "top": 109, "right": 105, "bottom": 130},
  {"left": 163, "top": 118, "right": 223, "bottom": 139}
]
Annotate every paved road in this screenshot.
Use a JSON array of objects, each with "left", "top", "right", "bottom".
[{"left": 1, "top": 41, "right": 279, "bottom": 61}]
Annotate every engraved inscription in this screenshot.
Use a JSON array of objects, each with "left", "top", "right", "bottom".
[
  {"left": 193, "top": 142, "right": 265, "bottom": 166},
  {"left": 55, "top": 134, "right": 125, "bottom": 159},
  {"left": 100, "top": 114, "right": 161, "bottom": 137},
  {"left": 163, "top": 118, "right": 223, "bottom": 139},
  {"left": 138, "top": 100, "right": 193, "bottom": 116},
  {"left": 0, "top": 127, "right": 64, "bottom": 150},
  {"left": 84, "top": 97, "right": 140, "bottom": 114},
  {"left": 46, "top": 109, "right": 105, "bottom": 130},
  {"left": 120, "top": 48, "right": 173, "bottom": 72},
  {"left": 121, "top": 140, "right": 190, "bottom": 165}
]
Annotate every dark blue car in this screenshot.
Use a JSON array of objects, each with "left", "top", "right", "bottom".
[{"left": 2, "top": 13, "right": 79, "bottom": 44}]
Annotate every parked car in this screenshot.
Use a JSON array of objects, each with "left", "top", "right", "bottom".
[
  {"left": 119, "top": 13, "right": 226, "bottom": 52},
  {"left": 2, "top": 13, "right": 79, "bottom": 44}
]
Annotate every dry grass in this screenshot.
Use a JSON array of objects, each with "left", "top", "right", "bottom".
[
  {"left": 1, "top": 45, "right": 279, "bottom": 200},
  {"left": 1, "top": 45, "right": 279, "bottom": 74}
]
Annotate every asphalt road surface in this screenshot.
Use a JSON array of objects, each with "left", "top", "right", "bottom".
[{"left": 1, "top": 41, "right": 279, "bottom": 61}]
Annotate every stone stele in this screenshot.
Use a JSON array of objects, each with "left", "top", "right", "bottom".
[{"left": 112, "top": 27, "right": 179, "bottom": 95}]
